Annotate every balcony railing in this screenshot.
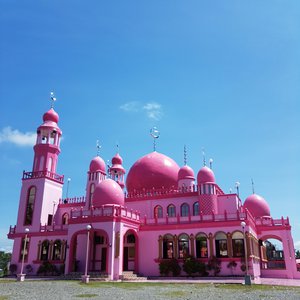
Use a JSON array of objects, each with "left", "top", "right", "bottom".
[
  {"left": 70, "top": 205, "right": 140, "bottom": 221},
  {"left": 23, "top": 170, "right": 64, "bottom": 184}
]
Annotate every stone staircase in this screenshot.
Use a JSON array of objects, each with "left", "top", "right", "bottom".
[
  {"left": 61, "top": 272, "right": 109, "bottom": 281},
  {"left": 120, "top": 271, "right": 148, "bottom": 281}
]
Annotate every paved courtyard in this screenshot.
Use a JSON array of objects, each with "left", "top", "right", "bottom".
[{"left": 0, "top": 279, "right": 300, "bottom": 300}]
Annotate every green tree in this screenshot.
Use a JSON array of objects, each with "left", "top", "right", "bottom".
[
  {"left": 295, "top": 250, "right": 300, "bottom": 259},
  {"left": 0, "top": 251, "right": 12, "bottom": 276}
]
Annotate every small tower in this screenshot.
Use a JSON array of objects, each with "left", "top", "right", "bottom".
[
  {"left": 109, "top": 152, "right": 126, "bottom": 189},
  {"left": 197, "top": 152, "right": 218, "bottom": 215},
  {"left": 85, "top": 142, "right": 106, "bottom": 208},
  {"left": 178, "top": 145, "right": 195, "bottom": 191},
  {"left": 16, "top": 94, "right": 64, "bottom": 230}
]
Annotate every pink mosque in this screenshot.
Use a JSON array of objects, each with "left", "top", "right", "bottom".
[{"left": 7, "top": 105, "right": 300, "bottom": 281}]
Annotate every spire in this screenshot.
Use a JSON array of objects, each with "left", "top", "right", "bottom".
[
  {"left": 202, "top": 148, "right": 206, "bottom": 166},
  {"left": 150, "top": 127, "right": 160, "bottom": 152},
  {"left": 209, "top": 158, "right": 213, "bottom": 169},
  {"left": 184, "top": 145, "right": 187, "bottom": 165},
  {"left": 251, "top": 178, "right": 255, "bottom": 194},
  {"left": 96, "top": 140, "right": 101, "bottom": 156},
  {"left": 50, "top": 92, "right": 57, "bottom": 108}
]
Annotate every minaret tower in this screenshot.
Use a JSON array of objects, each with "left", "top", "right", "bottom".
[
  {"left": 16, "top": 93, "right": 64, "bottom": 230},
  {"left": 197, "top": 150, "right": 218, "bottom": 214},
  {"left": 178, "top": 145, "right": 195, "bottom": 190},
  {"left": 85, "top": 141, "right": 106, "bottom": 208},
  {"left": 109, "top": 145, "right": 126, "bottom": 189}
]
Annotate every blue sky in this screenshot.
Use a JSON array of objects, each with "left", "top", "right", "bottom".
[{"left": 0, "top": 1, "right": 299, "bottom": 252}]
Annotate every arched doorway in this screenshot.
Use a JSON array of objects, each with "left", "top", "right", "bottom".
[
  {"left": 260, "top": 238, "right": 285, "bottom": 270},
  {"left": 91, "top": 231, "right": 108, "bottom": 272},
  {"left": 68, "top": 229, "right": 109, "bottom": 273},
  {"left": 123, "top": 230, "right": 137, "bottom": 272}
]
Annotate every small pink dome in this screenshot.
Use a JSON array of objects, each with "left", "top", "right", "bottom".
[
  {"left": 178, "top": 165, "right": 195, "bottom": 180},
  {"left": 112, "top": 153, "right": 123, "bottom": 165},
  {"left": 126, "top": 151, "right": 180, "bottom": 193},
  {"left": 89, "top": 156, "right": 106, "bottom": 173},
  {"left": 197, "top": 166, "right": 215, "bottom": 184},
  {"left": 43, "top": 108, "right": 59, "bottom": 123},
  {"left": 244, "top": 194, "right": 270, "bottom": 218},
  {"left": 92, "top": 179, "right": 124, "bottom": 207}
]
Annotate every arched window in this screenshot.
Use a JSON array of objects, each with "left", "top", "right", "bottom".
[
  {"left": 127, "top": 234, "right": 135, "bottom": 244},
  {"left": 178, "top": 233, "right": 189, "bottom": 258},
  {"left": 193, "top": 202, "right": 199, "bottom": 216},
  {"left": 154, "top": 205, "right": 163, "bottom": 218},
  {"left": 124, "top": 231, "right": 136, "bottom": 271},
  {"left": 48, "top": 157, "right": 53, "bottom": 172},
  {"left": 24, "top": 186, "right": 36, "bottom": 225},
  {"left": 89, "top": 183, "right": 95, "bottom": 207},
  {"left": 62, "top": 213, "right": 69, "bottom": 225},
  {"left": 167, "top": 204, "right": 176, "bottom": 217},
  {"left": 163, "top": 234, "right": 174, "bottom": 259},
  {"left": 39, "top": 156, "right": 44, "bottom": 171},
  {"left": 180, "top": 203, "right": 189, "bottom": 217},
  {"left": 215, "top": 232, "right": 228, "bottom": 258},
  {"left": 52, "top": 240, "right": 62, "bottom": 260},
  {"left": 232, "top": 231, "right": 244, "bottom": 257},
  {"left": 40, "top": 240, "right": 50, "bottom": 261},
  {"left": 195, "top": 233, "right": 208, "bottom": 258}
]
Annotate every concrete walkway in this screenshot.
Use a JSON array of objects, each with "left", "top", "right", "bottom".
[
  {"left": 2, "top": 276, "right": 300, "bottom": 287},
  {"left": 145, "top": 276, "right": 300, "bottom": 287}
]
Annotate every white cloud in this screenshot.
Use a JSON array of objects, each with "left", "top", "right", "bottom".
[
  {"left": 0, "top": 126, "right": 36, "bottom": 147},
  {"left": 119, "top": 101, "right": 141, "bottom": 112},
  {"left": 120, "top": 101, "right": 163, "bottom": 121},
  {"left": 295, "top": 240, "right": 300, "bottom": 251},
  {"left": 143, "top": 102, "right": 163, "bottom": 121}
]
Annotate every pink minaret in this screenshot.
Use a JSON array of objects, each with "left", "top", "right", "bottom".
[
  {"left": 110, "top": 152, "right": 126, "bottom": 189},
  {"left": 16, "top": 95, "right": 64, "bottom": 231},
  {"left": 197, "top": 157, "right": 218, "bottom": 215},
  {"left": 32, "top": 106, "right": 62, "bottom": 173}
]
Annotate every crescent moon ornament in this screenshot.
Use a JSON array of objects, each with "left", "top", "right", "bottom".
[
  {"left": 150, "top": 127, "right": 160, "bottom": 151},
  {"left": 50, "top": 91, "right": 57, "bottom": 108}
]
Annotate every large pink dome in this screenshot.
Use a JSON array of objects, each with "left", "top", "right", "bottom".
[
  {"left": 197, "top": 166, "right": 215, "bottom": 184},
  {"left": 244, "top": 194, "right": 270, "bottom": 218},
  {"left": 178, "top": 165, "right": 195, "bottom": 180},
  {"left": 89, "top": 156, "right": 106, "bottom": 173},
  {"left": 43, "top": 108, "right": 59, "bottom": 123},
  {"left": 126, "top": 151, "right": 180, "bottom": 193},
  {"left": 92, "top": 179, "right": 124, "bottom": 207}
]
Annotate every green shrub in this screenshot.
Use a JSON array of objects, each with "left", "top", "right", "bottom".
[
  {"left": 25, "top": 264, "right": 33, "bottom": 273},
  {"left": 207, "top": 256, "right": 221, "bottom": 276},
  {"left": 169, "top": 259, "right": 181, "bottom": 277},
  {"left": 9, "top": 264, "right": 17, "bottom": 275},
  {"left": 159, "top": 259, "right": 181, "bottom": 277},
  {"left": 37, "top": 261, "right": 58, "bottom": 276},
  {"left": 183, "top": 256, "right": 207, "bottom": 276},
  {"left": 159, "top": 260, "right": 170, "bottom": 276}
]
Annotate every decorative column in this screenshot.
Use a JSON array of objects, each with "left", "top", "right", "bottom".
[
  {"left": 190, "top": 234, "right": 195, "bottom": 257},
  {"left": 49, "top": 241, "right": 54, "bottom": 261},
  {"left": 61, "top": 240, "right": 67, "bottom": 260},
  {"left": 227, "top": 233, "right": 233, "bottom": 257},
  {"left": 174, "top": 235, "right": 178, "bottom": 258},
  {"left": 158, "top": 235, "right": 163, "bottom": 259},
  {"left": 115, "top": 232, "right": 120, "bottom": 258},
  {"left": 37, "top": 241, "right": 42, "bottom": 260},
  {"left": 208, "top": 233, "right": 214, "bottom": 258}
]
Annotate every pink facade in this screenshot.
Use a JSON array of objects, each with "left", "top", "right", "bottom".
[{"left": 7, "top": 107, "right": 300, "bottom": 280}]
